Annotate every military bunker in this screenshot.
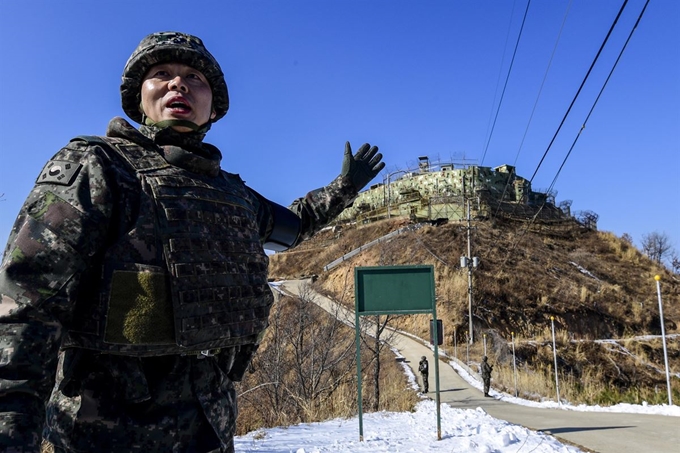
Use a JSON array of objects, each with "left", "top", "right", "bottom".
[{"left": 335, "top": 156, "right": 596, "bottom": 232}]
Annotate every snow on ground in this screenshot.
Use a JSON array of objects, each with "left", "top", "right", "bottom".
[
  {"left": 253, "top": 281, "right": 678, "bottom": 451},
  {"left": 235, "top": 399, "right": 582, "bottom": 453},
  {"left": 235, "top": 346, "right": 587, "bottom": 452},
  {"left": 234, "top": 354, "right": 677, "bottom": 453}
]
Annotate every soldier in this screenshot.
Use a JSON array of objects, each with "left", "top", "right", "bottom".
[
  {"left": 0, "top": 32, "right": 384, "bottom": 453},
  {"left": 481, "top": 355, "right": 494, "bottom": 397},
  {"left": 418, "top": 356, "right": 429, "bottom": 393}
]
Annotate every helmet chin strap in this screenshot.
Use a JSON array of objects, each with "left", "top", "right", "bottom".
[{"left": 142, "top": 113, "right": 212, "bottom": 134}]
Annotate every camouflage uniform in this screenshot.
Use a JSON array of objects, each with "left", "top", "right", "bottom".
[
  {"left": 0, "top": 116, "right": 363, "bottom": 452},
  {"left": 481, "top": 356, "right": 493, "bottom": 397},
  {"left": 418, "top": 356, "right": 429, "bottom": 393},
  {"left": 0, "top": 31, "right": 383, "bottom": 453}
]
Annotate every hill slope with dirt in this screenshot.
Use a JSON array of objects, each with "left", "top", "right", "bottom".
[{"left": 270, "top": 217, "right": 680, "bottom": 404}]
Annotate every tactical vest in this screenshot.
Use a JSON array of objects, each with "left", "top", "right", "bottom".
[{"left": 65, "top": 136, "right": 273, "bottom": 356}]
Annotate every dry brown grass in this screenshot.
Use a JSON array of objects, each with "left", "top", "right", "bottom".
[
  {"left": 270, "top": 218, "right": 680, "bottom": 406},
  {"left": 480, "top": 331, "right": 680, "bottom": 405}
]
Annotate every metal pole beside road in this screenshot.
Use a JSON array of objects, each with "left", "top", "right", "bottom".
[
  {"left": 550, "top": 316, "right": 561, "bottom": 404},
  {"left": 454, "top": 327, "right": 457, "bottom": 360},
  {"left": 654, "top": 275, "right": 673, "bottom": 406},
  {"left": 511, "top": 332, "right": 518, "bottom": 398},
  {"left": 465, "top": 331, "right": 469, "bottom": 366}
]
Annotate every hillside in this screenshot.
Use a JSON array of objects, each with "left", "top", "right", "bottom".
[{"left": 269, "top": 217, "right": 680, "bottom": 404}]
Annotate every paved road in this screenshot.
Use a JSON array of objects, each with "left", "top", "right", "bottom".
[{"left": 279, "top": 280, "right": 678, "bottom": 453}]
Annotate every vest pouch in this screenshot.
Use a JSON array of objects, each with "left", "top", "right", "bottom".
[{"left": 104, "top": 263, "right": 175, "bottom": 346}]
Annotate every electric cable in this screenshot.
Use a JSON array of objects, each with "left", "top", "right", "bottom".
[
  {"left": 545, "top": 0, "right": 650, "bottom": 196},
  {"left": 528, "top": 0, "right": 630, "bottom": 184},
  {"left": 481, "top": 0, "right": 520, "bottom": 164},
  {"left": 500, "top": 0, "right": 649, "bottom": 268},
  {"left": 514, "top": 0, "right": 574, "bottom": 168},
  {"left": 491, "top": 0, "right": 574, "bottom": 220},
  {"left": 480, "top": 0, "right": 533, "bottom": 167}
]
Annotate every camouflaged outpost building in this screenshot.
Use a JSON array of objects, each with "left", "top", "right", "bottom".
[{"left": 334, "top": 156, "right": 597, "bottom": 232}]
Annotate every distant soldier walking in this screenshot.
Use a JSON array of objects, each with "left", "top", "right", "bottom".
[
  {"left": 418, "top": 356, "right": 429, "bottom": 393},
  {"left": 481, "top": 356, "right": 493, "bottom": 397}
]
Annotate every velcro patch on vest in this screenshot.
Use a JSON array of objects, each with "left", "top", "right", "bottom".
[
  {"left": 37, "top": 160, "right": 83, "bottom": 186},
  {"left": 105, "top": 270, "right": 175, "bottom": 345}
]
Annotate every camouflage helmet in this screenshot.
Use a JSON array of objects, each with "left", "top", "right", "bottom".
[{"left": 121, "top": 31, "right": 229, "bottom": 125}]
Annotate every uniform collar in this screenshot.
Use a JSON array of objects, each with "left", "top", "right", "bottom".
[{"left": 106, "top": 117, "right": 222, "bottom": 177}]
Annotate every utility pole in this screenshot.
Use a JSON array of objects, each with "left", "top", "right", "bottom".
[
  {"left": 460, "top": 197, "right": 479, "bottom": 344},
  {"left": 467, "top": 200, "right": 473, "bottom": 343}
]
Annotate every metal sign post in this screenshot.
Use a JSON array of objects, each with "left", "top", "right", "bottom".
[{"left": 354, "top": 265, "right": 441, "bottom": 441}]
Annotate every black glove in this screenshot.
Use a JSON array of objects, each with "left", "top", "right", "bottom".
[
  {"left": 341, "top": 141, "right": 385, "bottom": 192},
  {"left": 225, "top": 344, "right": 259, "bottom": 382}
]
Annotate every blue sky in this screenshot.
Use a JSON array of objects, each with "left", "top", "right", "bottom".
[{"left": 1, "top": 0, "right": 678, "bottom": 262}]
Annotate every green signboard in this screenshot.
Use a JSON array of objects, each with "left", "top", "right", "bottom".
[
  {"left": 353, "top": 265, "right": 441, "bottom": 441},
  {"left": 355, "top": 265, "right": 435, "bottom": 314}
]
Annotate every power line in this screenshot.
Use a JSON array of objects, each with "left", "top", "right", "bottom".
[
  {"left": 500, "top": 0, "right": 649, "bottom": 268},
  {"left": 529, "top": 0, "right": 631, "bottom": 184},
  {"left": 481, "top": 0, "right": 520, "bottom": 162},
  {"left": 511, "top": 0, "right": 574, "bottom": 169},
  {"left": 491, "top": 0, "right": 575, "bottom": 220},
  {"left": 480, "top": 0, "right": 533, "bottom": 166},
  {"left": 545, "top": 0, "right": 650, "bottom": 195}
]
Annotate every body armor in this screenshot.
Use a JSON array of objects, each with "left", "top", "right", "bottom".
[{"left": 65, "top": 137, "right": 272, "bottom": 356}]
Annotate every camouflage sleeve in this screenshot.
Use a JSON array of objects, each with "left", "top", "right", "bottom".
[
  {"left": 0, "top": 140, "right": 117, "bottom": 450},
  {"left": 288, "top": 175, "right": 357, "bottom": 243}
]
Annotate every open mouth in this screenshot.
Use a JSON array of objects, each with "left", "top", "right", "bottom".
[{"left": 167, "top": 98, "right": 192, "bottom": 112}]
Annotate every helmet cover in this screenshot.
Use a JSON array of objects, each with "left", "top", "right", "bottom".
[{"left": 121, "top": 31, "right": 229, "bottom": 124}]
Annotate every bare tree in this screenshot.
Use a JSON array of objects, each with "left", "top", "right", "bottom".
[
  {"left": 360, "top": 240, "right": 403, "bottom": 411},
  {"left": 237, "top": 289, "right": 292, "bottom": 428},
  {"left": 670, "top": 253, "right": 680, "bottom": 275},
  {"left": 641, "top": 231, "right": 674, "bottom": 265},
  {"left": 360, "top": 314, "right": 396, "bottom": 411},
  {"left": 239, "top": 283, "right": 357, "bottom": 428},
  {"left": 288, "top": 284, "right": 357, "bottom": 413}
]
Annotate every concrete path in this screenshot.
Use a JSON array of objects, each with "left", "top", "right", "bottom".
[{"left": 279, "top": 280, "right": 678, "bottom": 453}]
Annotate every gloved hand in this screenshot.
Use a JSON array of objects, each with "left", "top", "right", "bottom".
[
  {"left": 341, "top": 142, "right": 385, "bottom": 192},
  {"left": 225, "top": 344, "right": 259, "bottom": 382}
]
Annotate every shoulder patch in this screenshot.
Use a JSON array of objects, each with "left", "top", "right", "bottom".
[{"left": 36, "top": 160, "right": 83, "bottom": 186}]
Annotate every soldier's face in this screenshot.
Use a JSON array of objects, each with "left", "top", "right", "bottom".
[{"left": 140, "top": 62, "right": 216, "bottom": 132}]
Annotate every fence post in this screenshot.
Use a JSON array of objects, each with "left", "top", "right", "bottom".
[
  {"left": 511, "top": 332, "right": 518, "bottom": 397},
  {"left": 654, "top": 275, "right": 673, "bottom": 406},
  {"left": 550, "top": 316, "right": 561, "bottom": 404},
  {"left": 454, "top": 327, "right": 457, "bottom": 361},
  {"left": 465, "top": 331, "right": 469, "bottom": 366}
]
